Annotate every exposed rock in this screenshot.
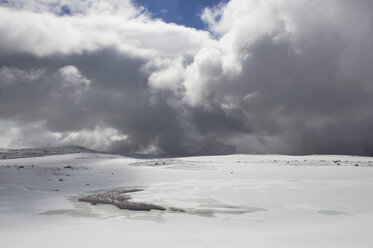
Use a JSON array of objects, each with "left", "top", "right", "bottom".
[{"left": 79, "top": 189, "right": 167, "bottom": 212}]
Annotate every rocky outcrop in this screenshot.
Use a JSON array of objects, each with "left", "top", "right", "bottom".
[{"left": 79, "top": 189, "right": 167, "bottom": 211}]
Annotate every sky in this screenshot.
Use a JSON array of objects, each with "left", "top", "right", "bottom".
[
  {"left": 132, "top": 0, "right": 226, "bottom": 29},
  {"left": 0, "top": 0, "right": 373, "bottom": 156}
]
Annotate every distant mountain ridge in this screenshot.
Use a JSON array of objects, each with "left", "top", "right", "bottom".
[{"left": 0, "top": 146, "right": 98, "bottom": 159}]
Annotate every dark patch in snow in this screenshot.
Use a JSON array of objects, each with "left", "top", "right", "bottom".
[
  {"left": 40, "top": 209, "right": 100, "bottom": 218},
  {"left": 318, "top": 210, "right": 347, "bottom": 216},
  {"left": 182, "top": 200, "right": 266, "bottom": 217}
]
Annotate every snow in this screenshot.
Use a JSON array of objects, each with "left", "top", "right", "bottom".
[{"left": 0, "top": 151, "right": 373, "bottom": 248}]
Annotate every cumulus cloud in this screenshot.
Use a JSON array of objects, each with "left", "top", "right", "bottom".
[
  {"left": 0, "top": 0, "right": 373, "bottom": 155},
  {"left": 0, "top": 0, "right": 211, "bottom": 57}
]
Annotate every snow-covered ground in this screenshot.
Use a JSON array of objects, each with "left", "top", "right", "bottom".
[{"left": 0, "top": 151, "right": 373, "bottom": 248}]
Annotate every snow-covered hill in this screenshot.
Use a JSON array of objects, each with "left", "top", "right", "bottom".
[
  {"left": 0, "top": 152, "right": 372, "bottom": 248},
  {"left": 0, "top": 146, "right": 98, "bottom": 159}
]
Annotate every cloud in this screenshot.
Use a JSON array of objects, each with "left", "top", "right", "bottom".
[
  {"left": 0, "top": 119, "right": 127, "bottom": 150},
  {"left": 0, "top": 0, "right": 373, "bottom": 156},
  {"left": 0, "top": 1, "right": 211, "bottom": 57}
]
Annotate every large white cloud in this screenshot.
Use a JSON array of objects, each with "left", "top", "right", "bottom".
[
  {"left": 0, "top": 0, "right": 212, "bottom": 57},
  {"left": 181, "top": 0, "right": 373, "bottom": 105}
]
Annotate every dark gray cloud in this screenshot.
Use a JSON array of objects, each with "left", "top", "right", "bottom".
[{"left": 0, "top": 0, "right": 373, "bottom": 156}]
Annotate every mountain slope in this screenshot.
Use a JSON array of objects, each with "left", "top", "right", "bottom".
[{"left": 0, "top": 146, "right": 98, "bottom": 159}]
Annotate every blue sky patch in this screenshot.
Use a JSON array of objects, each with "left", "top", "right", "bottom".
[{"left": 133, "top": 0, "right": 226, "bottom": 30}]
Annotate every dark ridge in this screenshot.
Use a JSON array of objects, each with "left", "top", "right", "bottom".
[{"left": 0, "top": 146, "right": 99, "bottom": 160}]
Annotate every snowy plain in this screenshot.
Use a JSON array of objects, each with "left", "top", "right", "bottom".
[{"left": 0, "top": 149, "right": 372, "bottom": 248}]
